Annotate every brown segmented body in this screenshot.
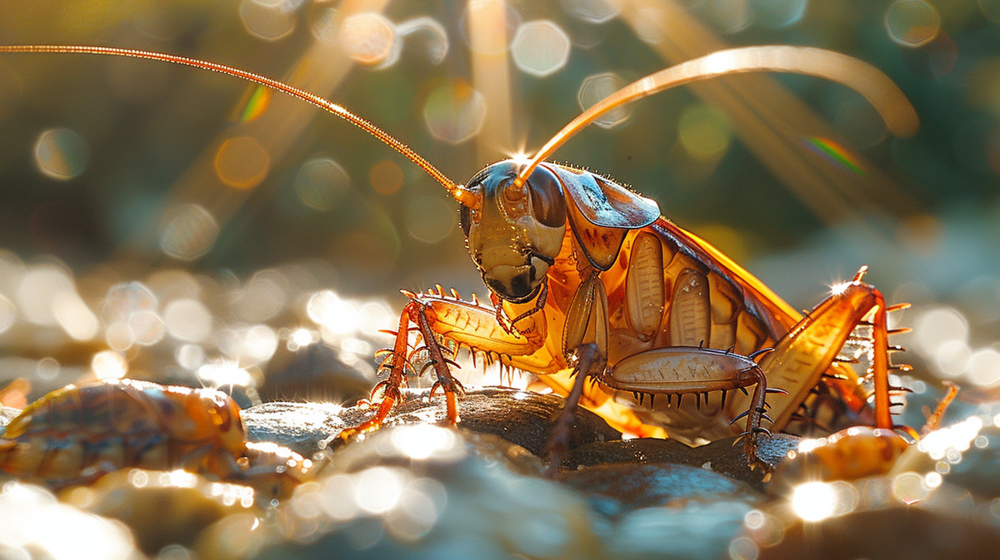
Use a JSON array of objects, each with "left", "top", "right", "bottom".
[
  {"left": 624, "top": 232, "right": 663, "bottom": 339},
  {"left": 1, "top": 379, "right": 247, "bottom": 485},
  {"left": 417, "top": 207, "right": 873, "bottom": 444},
  {"left": 605, "top": 347, "right": 761, "bottom": 394}
]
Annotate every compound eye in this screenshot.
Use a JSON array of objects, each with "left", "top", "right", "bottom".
[{"left": 528, "top": 167, "right": 566, "bottom": 228}]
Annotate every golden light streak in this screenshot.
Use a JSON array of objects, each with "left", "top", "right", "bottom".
[
  {"left": 468, "top": 0, "right": 515, "bottom": 163},
  {"left": 516, "top": 44, "right": 919, "bottom": 190},
  {"left": 520, "top": 0, "right": 922, "bottom": 224}
]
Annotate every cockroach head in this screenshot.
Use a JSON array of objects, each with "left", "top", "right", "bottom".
[{"left": 459, "top": 160, "right": 567, "bottom": 303}]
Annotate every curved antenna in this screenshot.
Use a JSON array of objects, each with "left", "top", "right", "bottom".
[
  {"left": 0, "top": 45, "right": 483, "bottom": 207},
  {"left": 515, "top": 45, "right": 919, "bottom": 188}
]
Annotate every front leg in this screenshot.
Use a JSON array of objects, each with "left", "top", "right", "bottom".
[
  {"left": 548, "top": 270, "right": 610, "bottom": 470},
  {"left": 341, "top": 287, "right": 547, "bottom": 439}
]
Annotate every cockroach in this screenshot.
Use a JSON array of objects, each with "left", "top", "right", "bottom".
[
  {"left": 0, "top": 44, "right": 922, "bottom": 470},
  {"left": 773, "top": 381, "right": 959, "bottom": 484},
  {"left": 0, "top": 378, "right": 314, "bottom": 499}
]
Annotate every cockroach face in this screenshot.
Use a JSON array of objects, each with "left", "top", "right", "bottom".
[{"left": 459, "top": 161, "right": 567, "bottom": 303}]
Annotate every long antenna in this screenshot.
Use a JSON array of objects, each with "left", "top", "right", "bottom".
[
  {"left": 0, "top": 45, "right": 478, "bottom": 203},
  {"left": 514, "top": 45, "right": 919, "bottom": 187}
]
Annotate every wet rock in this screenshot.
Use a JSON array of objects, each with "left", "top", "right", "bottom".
[
  {"left": 239, "top": 425, "right": 603, "bottom": 560},
  {"left": 567, "top": 433, "right": 800, "bottom": 490},
  {"left": 61, "top": 469, "right": 256, "bottom": 555},
  {"left": 758, "top": 499, "right": 1000, "bottom": 560},
  {"left": 258, "top": 343, "right": 373, "bottom": 404},
  {"left": 242, "top": 401, "right": 348, "bottom": 457},
  {"left": 605, "top": 500, "right": 755, "bottom": 560},
  {"left": 558, "top": 463, "right": 762, "bottom": 517},
  {"left": 890, "top": 413, "right": 1000, "bottom": 498},
  {"left": 0, "top": 482, "right": 141, "bottom": 560},
  {"left": 196, "top": 512, "right": 268, "bottom": 560},
  {"left": 218, "top": 425, "right": 753, "bottom": 560},
  {"left": 243, "top": 387, "right": 622, "bottom": 458}
]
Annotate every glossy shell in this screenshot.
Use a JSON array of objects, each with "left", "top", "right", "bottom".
[{"left": 0, "top": 379, "right": 247, "bottom": 483}]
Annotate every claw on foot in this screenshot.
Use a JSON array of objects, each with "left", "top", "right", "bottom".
[
  {"left": 429, "top": 378, "right": 465, "bottom": 425},
  {"left": 340, "top": 394, "right": 398, "bottom": 440}
]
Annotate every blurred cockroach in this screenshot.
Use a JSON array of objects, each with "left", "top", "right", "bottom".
[
  {"left": 0, "top": 44, "right": 922, "bottom": 470},
  {"left": 773, "top": 381, "right": 959, "bottom": 484},
  {"left": 0, "top": 378, "right": 314, "bottom": 500}
]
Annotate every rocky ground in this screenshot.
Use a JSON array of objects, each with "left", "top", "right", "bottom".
[{"left": 4, "top": 384, "right": 1000, "bottom": 560}]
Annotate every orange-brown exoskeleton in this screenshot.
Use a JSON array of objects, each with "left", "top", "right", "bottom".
[
  {"left": 0, "top": 379, "right": 314, "bottom": 498},
  {"left": 773, "top": 381, "right": 959, "bottom": 484},
  {"left": 0, "top": 45, "right": 922, "bottom": 470}
]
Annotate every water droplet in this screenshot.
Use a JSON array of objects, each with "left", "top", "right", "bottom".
[
  {"left": 423, "top": 80, "right": 487, "bottom": 143},
  {"left": 982, "top": 0, "right": 1000, "bottom": 23},
  {"left": 92, "top": 350, "right": 128, "bottom": 380},
  {"left": 577, "top": 73, "right": 631, "bottom": 129},
  {"left": 36, "top": 357, "right": 60, "bottom": 380},
  {"left": 405, "top": 196, "right": 456, "bottom": 243},
  {"left": 511, "top": 20, "right": 571, "bottom": 77},
  {"left": 294, "top": 158, "right": 350, "bottom": 211},
  {"left": 397, "top": 17, "right": 449, "bottom": 65},
  {"left": 370, "top": 159, "right": 403, "bottom": 196},
  {"left": 562, "top": 0, "right": 619, "bottom": 23},
  {"left": 215, "top": 136, "right": 271, "bottom": 190},
  {"left": 342, "top": 13, "right": 397, "bottom": 66},
  {"left": 240, "top": 0, "right": 297, "bottom": 41},
  {"left": 749, "top": 0, "right": 809, "bottom": 29},
  {"left": 885, "top": 0, "right": 940, "bottom": 47},
  {"left": 34, "top": 128, "right": 89, "bottom": 180},
  {"left": 678, "top": 104, "right": 732, "bottom": 160},
  {"left": 0, "top": 294, "right": 15, "bottom": 335},
  {"left": 705, "top": 0, "right": 753, "bottom": 34},
  {"left": 163, "top": 298, "right": 213, "bottom": 342},
  {"left": 176, "top": 344, "right": 206, "bottom": 370},
  {"left": 968, "top": 348, "right": 1000, "bottom": 387},
  {"left": 160, "top": 204, "right": 220, "bottom": 261},
  {"left": 16, "top": 264, "right": 75, "bottom": 326}
]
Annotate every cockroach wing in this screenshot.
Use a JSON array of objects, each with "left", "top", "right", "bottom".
[
  {"left": 546, "top": 164, "right": 660, "bottom": 228},
  {"left": 545, "top": 163, "right": 660, "bottom": 270}
]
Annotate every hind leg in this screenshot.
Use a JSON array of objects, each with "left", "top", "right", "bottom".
[{"left": 733, "top": 268, "right": 910, "bottom": 436}]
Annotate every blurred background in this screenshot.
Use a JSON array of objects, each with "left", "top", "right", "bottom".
[{"left": 0, "top": 0, "right": 997, "bottom": 409}]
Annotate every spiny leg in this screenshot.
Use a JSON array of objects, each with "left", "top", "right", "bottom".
[
  {"left": 415, "top": 301, "right": 466, "bottom": 424},
  {"left": 730, "top": 366, "right": 786, "bottom": 471},
  {"left": 339, "top": 301, "right": 416, "bottom": 439},
  {"left": 921, "top": 381, "right": 959, "bottom": 436},
  {"left": 546, "top": 343, "right": 603, "bottom": 473},
  {"left": 743, "top": 268, "right": 910, "bottom": 436}
]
